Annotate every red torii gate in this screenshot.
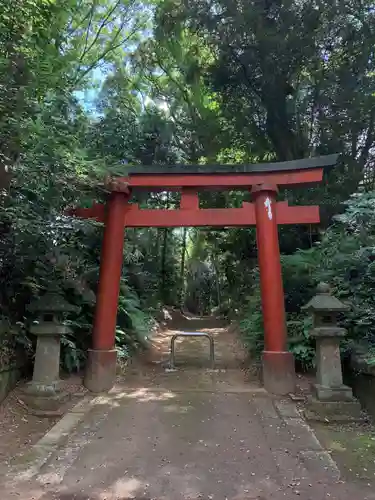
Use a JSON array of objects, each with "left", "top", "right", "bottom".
[{"left": 67, "top": 154, "right": 338, "bottom": 395}]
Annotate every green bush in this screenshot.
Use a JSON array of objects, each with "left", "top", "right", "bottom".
[
  {"left": 239, "top": 290, "right": 315, "bottom": 371},
  {"left": 116, "top": 282, "right": 153, "bottom": 357},
  {"left": 239, "top": 292, "right": 264, "bottom": 359}
]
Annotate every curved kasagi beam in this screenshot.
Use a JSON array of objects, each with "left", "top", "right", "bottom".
[{"left": 116, "top": 154, "right": 338, "bottom": 190}]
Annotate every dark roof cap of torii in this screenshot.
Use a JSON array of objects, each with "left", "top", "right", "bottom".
[{"left": 123, "top": 154, "right": 339, "bottom": 175}]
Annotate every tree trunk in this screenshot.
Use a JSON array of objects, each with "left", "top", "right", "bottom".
[
  {"left": 159, "top": 193, "right": 170, "bottom": 303},
  {"left": 211, "top": 255, "right": 221, "bottom": 311},
  {"left": 179, "top": 228, "right": 187, "bottom": 308},
  {"left": 160, "top": 227, "right": 169, "bottom": 303}
]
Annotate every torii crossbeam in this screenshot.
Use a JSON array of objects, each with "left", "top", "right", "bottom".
[{"left": 67, "top": 154, "right": 338, "bottom": 395}]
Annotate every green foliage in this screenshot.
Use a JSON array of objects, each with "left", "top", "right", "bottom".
[
  {"left": 117, "top": 282, "right": 152, "bottom": 351},
  {"left": 239, "top": 292, "right": 264, "bottom": 360},
  {"left": 0, "top": 0, "right": 165, "bottom": 373},
  {"left": 239, "top": 288, "right": 315, "bottom": 371},
  {"left": 299, "top": 192, "right": 375, "bottom": 354},
  {"left": 161, "top": 0, "right": 375, "bottom": 167},
  {"left": 287, "top": 316, "right": 315, "bottom": 372}
]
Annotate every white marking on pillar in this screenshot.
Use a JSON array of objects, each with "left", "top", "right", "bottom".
[{"left": 264, "top": 197, "right": 272, "bottom": 220}]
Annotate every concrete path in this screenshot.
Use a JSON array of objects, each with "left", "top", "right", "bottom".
[{"left": 2, "top": 320, "right": 375, "bottom": 499}]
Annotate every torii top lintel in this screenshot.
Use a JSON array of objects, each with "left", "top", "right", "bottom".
[
  {"left": 117, "top": 154, "right": 338, "bottom": 191},
  {"left": 66, "top": 154, "right": 338, "bottom": 228}
]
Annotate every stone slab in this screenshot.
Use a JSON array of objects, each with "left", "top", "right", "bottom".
[
  {"left": 254, "top": 396, "right": 279, "bottom": 419},
  {"left": 313, "top": 383, "right": 354, "bottom": 402},
  {"left": 6, "top": 395, "right": 95, "bottom": 482},
  {"left": 10, "top": 445, "right": 56, "bottom": 482},
  {"left": 299, "top": 450, "right": 341, "bottom": 482},
  {"left": 20, "top": 388, "right": 70, "bottom": 415},
  {"left": 275, "top": 399, "right": 301, "bottom": 418},
  {"left": 260, "top": 416, "right": 299, "bottom": 451},
  {"left": 304, "top": 398, "right": 365, "bottom": 423},
  {"left": 37, "top": 411, "right": 87, "bottom": 448},
  {"left": 283, "top": 418, "right": 323, "bottom": 451}
]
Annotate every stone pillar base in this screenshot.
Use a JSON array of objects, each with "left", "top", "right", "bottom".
[
  {"left": 84, "top": 349, "right": 117, "bottom": 393},
  {"left": 20, "top": 381, "right": 69, "bottom": 417},
  {"left": 262, "top": 351, "right": 295, "bottom": 395},
  {"left": 313, "top": 383, "right": 354, "bottom": 402},
  {"left": 305, "top": 397, "right": 364, "bottom": 423},
  {"left": 305, "top": 383, "right": 364, "bottom": 422}
]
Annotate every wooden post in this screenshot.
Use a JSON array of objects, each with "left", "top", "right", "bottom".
[
  {"left": 84, "top": 191, "right": 128, "bottom": 393},
  {"left": 252, "top": 184, "right": 295, "bottom": 395}
]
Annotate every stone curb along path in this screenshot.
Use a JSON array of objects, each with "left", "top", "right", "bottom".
[
  {"left": 4, "top": 393, "right": 99, "bottom": 483},
  {"left": 272, "top": 399, "right": 342, "bottom": 491},
  {"left": 253, "top": 395, "right": 342, "bottom": 494},
  {"left": 3, "top": 388, "right": 341, "bottom": 496}
]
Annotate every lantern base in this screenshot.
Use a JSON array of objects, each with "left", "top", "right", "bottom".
[
  {"left": 313, "top": 383, "right": 354, "bottom": 402},
  {"left": 20, "top": 381, "right": 69, "bottom": 417},
  {"left": 262, "top": 351, "right": 295, "bottom": 395},
  {"left": 84, "top": 348, "right": 117, "bottom": 393},
  {"left": 305, "top": 397, "right": 364, "bottom": 423}
]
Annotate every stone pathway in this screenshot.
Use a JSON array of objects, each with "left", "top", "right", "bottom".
[{"left": 2, "top": 319, "right": 375, "bottom": 499}]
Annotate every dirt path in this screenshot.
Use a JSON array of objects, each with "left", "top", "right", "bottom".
[{"left": 2, "top": 318, "right": 375, "bottom": 499}]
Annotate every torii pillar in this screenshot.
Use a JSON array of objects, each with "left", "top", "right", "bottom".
[
  {"left": 252, "top": 184, "right": 294, "bottom": 395},
  {"left": 84, "top": 186, "right": 129, "bottom": 393}
]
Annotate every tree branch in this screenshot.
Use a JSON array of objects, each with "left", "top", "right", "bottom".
[
  {"left": 81, "top": 2, "right": 97, "bottom": 59},
  {"left": 75, "top": 21, "right": 141, "bottom": 84},
  {"left": 359, "top": 105, "right": 375, "bottom": 167},
  {"left": 78, "top": 0, "right": 123, "bottom": 65},
  {"left": 67, "top": 0, "right": 96, "bottom": 37}
]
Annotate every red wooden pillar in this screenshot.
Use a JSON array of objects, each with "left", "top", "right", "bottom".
[
  {"left": 252, "top": 184, "right": 295, "bottom": 395},
  {"left": 84, "top": 191, "right": 128, "bottom": 392}
]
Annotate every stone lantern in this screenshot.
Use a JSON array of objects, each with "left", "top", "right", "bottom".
[
  {"left": 302, "top": 282, "right": 362, "bottom": 421},
  {"left": 21, "top": 289, "right": 79, "bottom": 416}
]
